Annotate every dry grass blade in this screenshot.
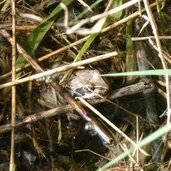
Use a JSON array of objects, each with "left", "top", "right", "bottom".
[
  {"left": 10, "top": 0, "right": 16, "bottom": 170},
  {"left": 77, "top": 0, "right": 93, "bottom": 12}
]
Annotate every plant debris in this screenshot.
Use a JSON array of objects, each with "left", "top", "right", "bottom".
[{"left": 0, "top": 0, "right": 171, "bottom": 171}]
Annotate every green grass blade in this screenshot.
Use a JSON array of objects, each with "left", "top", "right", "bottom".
[
  {"left": 111, "top": 0, "right": 123, "bottom": 20},
  {"left": 16, "top": 0, "right": 74, "bottom": 68},
  {"left": 74, "top": 33, "right": 98, "bottom": 62},
  {"left": 27, "top": 0, "right": 74, "bottom": 56},
  {"left": 101, "top": 69, "right": 171, "bottom": 77},
  {"left": 27, "top": 20, "right": 54, "bottom": 56},
  {"left": 61, "top": 33, "right": 99, "bottom": 82},
  {"left": 125, "top": 20, "right": 137, "bottom": 83},
  {"left": 98, "top": 123, "right": 171, "bottom": 171}
]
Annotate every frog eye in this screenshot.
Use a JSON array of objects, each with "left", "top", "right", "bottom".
[
  {"left": 73, "top": 87, "right": 91, "bottom": 97},
  {"left": 72, "top": 87, "right": 86, "bottom": 97},
  {"left": 72, "top": 91, "right": 82, "bottom": 97}
]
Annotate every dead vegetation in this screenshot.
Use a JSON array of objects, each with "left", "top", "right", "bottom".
[{"left": 0, "top": 0, "right": 171, "bottom": 171}]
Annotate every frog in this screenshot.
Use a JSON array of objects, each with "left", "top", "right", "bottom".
[{"left": 66, "top": 69, "right": 109, "bottom": 100}]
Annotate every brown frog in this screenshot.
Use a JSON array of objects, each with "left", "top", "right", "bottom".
[{"left": 66, "top": 69, "right": 109, "bottom": 99}]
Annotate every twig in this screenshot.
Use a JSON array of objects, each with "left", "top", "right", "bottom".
[
  {"left": 109, "top": 80, "right": 152, "bottom": 100},
  {"left": 0, "top": 105, "right": 73, "bottom": 134}
]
